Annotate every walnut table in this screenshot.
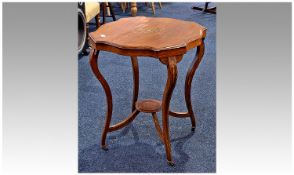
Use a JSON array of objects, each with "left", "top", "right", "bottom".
[{"left": 88, "top": 16, "right": 206, "bottom": 166}]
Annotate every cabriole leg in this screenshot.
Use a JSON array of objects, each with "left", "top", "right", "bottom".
[
  {"left": 161, "top": 56, "right": 178, "bottom": 166},
  {"left": 89, "top": 48, "right": 113, "bottom": 150},
  {"left": 185, "top": 41, "right": 205, "bottom": 131}
]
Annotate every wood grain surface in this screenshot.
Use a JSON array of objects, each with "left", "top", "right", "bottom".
[{"left": 89, "top": 16, "right": 206, "bottom": 57}]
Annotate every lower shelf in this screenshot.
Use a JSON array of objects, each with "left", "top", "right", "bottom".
[{"left": 135, "top": 99, "right": 162, "bottom": 113}]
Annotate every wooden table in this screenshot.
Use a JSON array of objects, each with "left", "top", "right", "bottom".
[{"left": 88, "top": 16, "right": 206, "bottom": 166}]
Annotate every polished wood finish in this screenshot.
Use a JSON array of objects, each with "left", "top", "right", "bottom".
[
  {"left": 121, "top": 2, "right": 162, "bottom": 16},
  {"left": 89, "top": 17, "right": 206, "bottom": 58},
  {"left": 185, "top": 41, "right": 205, "bottom": 130},
  {"left": 161, "top": 56, "right": 178, "bottom": 165},
  {"left": 131, "top": 56, "right": 139, "bottom": 111},
  {"left": 108, "top": 110, "right": 140, "bottom": 132},
  {"left": 89, "top": 49, "right": 113, "bottom": 150},
  {"left": 168, "top": 111, "right": 190, "bottom": 118},
  {"left": 135, "top": 99, "right": 162, "bottom": 113},
  {"left": 89, "top": 17, "right": 206, "bottom": 165},
  {"left": 152, "top": 112, "right": 164, "bottom": 142}
]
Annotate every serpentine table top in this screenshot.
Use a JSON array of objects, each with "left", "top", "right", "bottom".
[{"left": 89, "top": 16, "right": 206, "bottom": 58}]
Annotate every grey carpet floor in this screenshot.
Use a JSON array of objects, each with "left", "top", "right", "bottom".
[{"left": 78, "top": 2, "right": 216, "bottom": 172}]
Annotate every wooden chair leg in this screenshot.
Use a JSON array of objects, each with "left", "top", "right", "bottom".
[
  {"left": 151, "top": 2, "right": 155, "bottom": 15},
  {"left": 102, "top": 3, "right": 106, "bottom": 24},
  {"left": 95, "top": 14, "right": 100, "bottom": 28},
  {"left": 131, "top": 2, "right": 137, "bottom": 16},
  {"left": 108, "top": 2, "right": 116, "bottom": 21},
  {"left": 159, "top": 2, "right": 162, "bottom": 9},
  {"left": 121, "top": 3, "right": 126, "bottom": 13},
  {"left": 105, "top": 2, "right": 111, "bottom": 16}
]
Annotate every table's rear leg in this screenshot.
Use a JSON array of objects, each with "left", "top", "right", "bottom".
[
  {"left": 89, "top": 49, "right": 113, "bottom": 150},
  {"left": 131, "top": 56, "right": 139, "bottom": 111},
  {"left": 185, "top": 41, "right": 205, "bottom": 131},
  {"left": 162, "top": 56, "right": 178, "bottom": 166}
]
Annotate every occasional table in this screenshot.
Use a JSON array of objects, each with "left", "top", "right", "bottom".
[{"left": 88, "top": 16, "right": 206, "bottom": 166}]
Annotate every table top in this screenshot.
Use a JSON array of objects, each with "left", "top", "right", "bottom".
[{"left": 89, "top": 16, "right": 206, "bottom": 58}]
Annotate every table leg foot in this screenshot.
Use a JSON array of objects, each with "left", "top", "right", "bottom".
[
  {"left": 185, "top": 40, "right": 205, "bottom": 129},
  {"left": 167, "top": 160, "right": 175, "bottom": 166},
  {"left": 101, "top": 145, "right": 109, "bottom": 151},
  {"left": 191, "top": 127, "right": 196, "bottom": 132}
]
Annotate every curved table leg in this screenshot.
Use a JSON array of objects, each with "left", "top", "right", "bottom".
[
  {"left": 89, "top": 49, "right": 113, "bottom": 150},
  {"left": 162, "top": 56, "right": 178, "bottom": 166},
  {"left": 131, "top": 56, "right": 139, "bottom": 111},
  {"left": 185, "top": 41, "right": 205, "bottom": 131}
]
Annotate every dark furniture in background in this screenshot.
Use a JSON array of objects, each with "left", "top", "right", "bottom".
[
  {"left": 192, "top": 2, "right": 216, "bottom": 14},
  {"left": 78, "top": 2, "right": 116, "bottom": 55},
  {"left": 101, "top": 2, "right": 116, "bottom": 25}
]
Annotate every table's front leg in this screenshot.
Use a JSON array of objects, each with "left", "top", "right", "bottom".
[
  {"left": 161, "top": 56, "right": 178, "bottom": 166},
  {"left": 89, "top": 48, "right": 113, "bottom": 150},
  {"left": 185, "top": 41, "right": 205, "bottom": 130}
]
